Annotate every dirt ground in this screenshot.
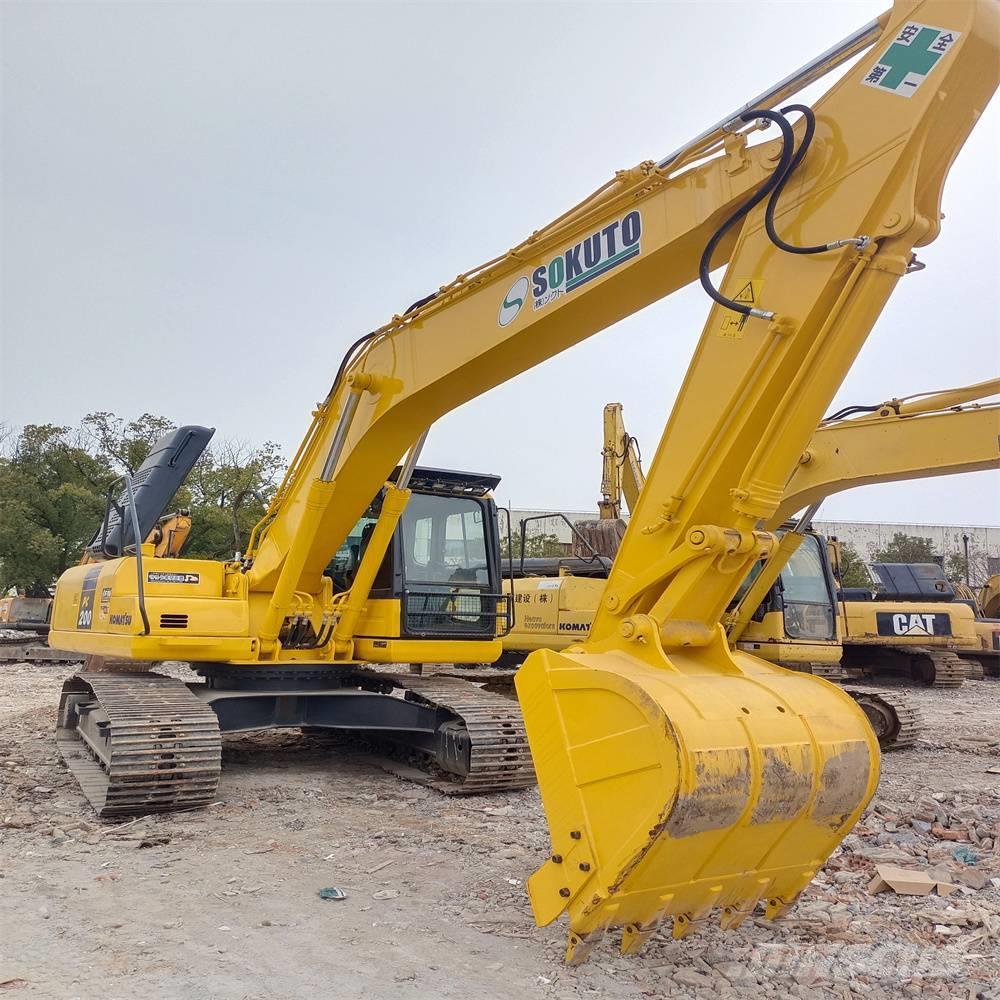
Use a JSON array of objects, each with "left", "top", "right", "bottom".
[{"left": 1, "top": 660, "right": 998, "bottom": 1000}]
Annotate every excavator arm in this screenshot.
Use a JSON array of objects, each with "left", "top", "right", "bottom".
[
  {"left": 775, "top": 379, "right": 1000, "bottom": 524},
  {"left": 599, "top": 403, "right": 645, "bottom": 519},
  {"left": 48, "top": 0, "right": 998, "bottom": 962}
]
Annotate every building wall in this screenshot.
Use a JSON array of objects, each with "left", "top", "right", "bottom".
[{"left": 812, "top": 521, "right": 1000, "bottom": 561}]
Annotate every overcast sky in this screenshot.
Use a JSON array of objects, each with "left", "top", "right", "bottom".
[{"left": 2, "top": 1, "right": 998, "bottom": 526}]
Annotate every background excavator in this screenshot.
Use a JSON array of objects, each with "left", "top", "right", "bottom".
[
  {"left": 951, "top": 575, "right": 1000, "bottom": 676},
  {"left": 45, "top": 0, "right": 997, "bottom": 960},
  {"left": 502, "top": 380, "right": 999, "bottom": 748},
  {"left": 715, "top": 380, "right": 1000, "bottom": 688}
]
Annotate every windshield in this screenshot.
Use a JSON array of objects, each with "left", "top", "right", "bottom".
[
  {"left": 399, "top": 493, "right": 496, "bottom": 636},
  {"left": 400, "top": 494, "right": 490, "bottom": 587},
  {"left": 780, "top": 535, "right": 835, "bottom": 640}
]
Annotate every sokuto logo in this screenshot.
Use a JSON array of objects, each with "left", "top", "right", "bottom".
[
  {"left": 498, "top": 276, "right": 529, "bottom": 327},
  {"left": 497, "top": 210, "right": 643, "bottom": 326}
]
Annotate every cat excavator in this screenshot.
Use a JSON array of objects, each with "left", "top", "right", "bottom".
[{"left": 46, "top": 0, "right": 997, "bottom": 960}]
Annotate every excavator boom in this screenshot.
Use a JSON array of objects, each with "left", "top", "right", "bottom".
[{"left": 775, "top": 380, "right": 1000, "bottom": 524}]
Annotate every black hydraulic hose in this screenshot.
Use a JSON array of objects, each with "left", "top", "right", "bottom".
[
  {"left": 763, "top": 104, "right": 833, "bottom": 255},
  {"left": 822, "top": 403, "right": 882, "bottom": 422},
  {"left": 764, "top": 104, "right": 867, "bottom": 257},
  {"left": 326, "top": 292, "right": 438, "bottom": 400},
  {"left": 698, "top": 109, "right": 796, "bottom": 318}
]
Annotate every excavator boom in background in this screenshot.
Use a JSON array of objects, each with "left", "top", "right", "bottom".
[
  {"left": 588, "top": 379, "right": 1000, "bottom": 544},
  {"left": 46, "top": 0, "right": 997, "bottom": 961}
]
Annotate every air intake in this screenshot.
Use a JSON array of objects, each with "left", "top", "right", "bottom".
[{"left": 159, "top": 614, "right": 189, "bottom": 630}]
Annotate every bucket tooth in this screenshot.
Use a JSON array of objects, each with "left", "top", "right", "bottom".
[
  {"left": 764, "top": 895, "right": 796, "bottom": 920},
  {"left": 720, "top": 901, "right": 753, "bottom": 930},
  {"left": 565, "top": 930, "right": 600, "bottom": 965},
  {"left": 721, "top": 878, "right": 771, "bottom": 928},
  {"left": 516, "top": 631, "right": 880, "bottom": 963},
  {"left": 620, "top": 921, "right": 658, "bottom": 955}
]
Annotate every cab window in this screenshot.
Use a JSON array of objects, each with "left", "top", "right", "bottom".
[
  {"left": 400, "top": 494, "right": 490, "bottom": 587},
  {"left": 780, "top": 535, "right": 836, "bottom": 640}
]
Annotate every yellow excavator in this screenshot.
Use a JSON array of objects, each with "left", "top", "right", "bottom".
[
  {"left": 716, "top": 380, "right": 1000, "bottom": 688},
  {"left": 980, "top": 576, "right": 1000, "bottom": 619},
  {"left": 47, "top": 0, "right": 997, "bottom": 960},
  {"left": 951, "top": 577, "right": 1000, "bottom": 677}
]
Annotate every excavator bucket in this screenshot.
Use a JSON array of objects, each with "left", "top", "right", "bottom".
[{"left": 515, "top": 628, "right": 878, "bottom": 962}]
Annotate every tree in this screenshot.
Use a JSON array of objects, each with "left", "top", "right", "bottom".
[
  {"left": 0, "top": 424, "right": 111, "bottom": 589},
  {"left": 873, "top": 532, "right": 939, "bottom": 565},
  {"left": 501, "top": 531, "right": 564, "bottom": 559},
  {"left": 946, "top": 551, "right": 969, "bottom": 584},
  {"left": 836, "top": 541, "right": 871, "bottom": 589},
  {"left": 184, "top": 439, "right": 285, "bottom": 559},
  {"left": 82, "top": 411, "right": 177, "bottom": 476},
  {"left": 0, "top": 413, "right": 284, "bottom": 586}
]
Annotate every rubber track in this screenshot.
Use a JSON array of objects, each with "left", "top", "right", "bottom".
[
  {"left": 57, "top": 672, "right": 221, "bottom": 817},
  {"left": 843, "top": 686, "right": 923, "bottom": 751},
  {"left": 354, "top": 670, "right": 535, "bottom": 793}
]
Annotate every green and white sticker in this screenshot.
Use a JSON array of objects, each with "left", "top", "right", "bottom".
[{"left": 862, "top": 22, "right": 960, "bottom": 98}]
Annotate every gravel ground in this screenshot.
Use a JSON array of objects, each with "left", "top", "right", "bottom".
[{"left": 1, "top": 660, "right": 998, "bottom": 1000}]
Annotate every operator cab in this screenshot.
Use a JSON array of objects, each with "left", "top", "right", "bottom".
[
  {"left": 733, "top": 529, "right": 838, "bottom": 641},
  {"left": 327, "top": 467, "right": 509, "bottom": 639}
]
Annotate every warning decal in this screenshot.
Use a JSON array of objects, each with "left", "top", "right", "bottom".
[{"left": 719, "top": 277, "right": 764, "bottom": 338}]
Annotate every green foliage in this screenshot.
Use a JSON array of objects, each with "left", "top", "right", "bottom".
[
  {"left": 873, "top": 532, "right": 939, "bottom": 565},
  {"left": 82, "top": 411, "right": 177, "bottom": 475},
  {"left": 945, "top": 551, "right": 969, "bottom": 584},
  {"left": 836, "top": 541, "right": 871, "bottom": 589},
  {"left": 184, "top": 440, "right": 285, "bottom": 559},
  {"left": 0, "top": 414, "right": 283, "bottom": 589},
  {"left": 501, "top": 531, "right": 564, "bottom": 559},
  {"left": 0, "top": 424, "right": 110, "bottom": 588}
]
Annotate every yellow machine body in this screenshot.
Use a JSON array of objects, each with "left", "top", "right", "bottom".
[
  {"left": 507, "top": 576, "right": 602, "bottom": 654},
  {"left": 840, "top": 597, "right": 977, "bottom": 649},
  {"left": 735, "top": 616, "right": 843, "bottom": 670},
  {"left": 48, "top": 0, "right": 998, "bottom": 958},
  {"left": 51, "top": 540, "right": 502, "bottom": 668},
  {"left": 980, "top": 575, "right": 1000, "bottom": 620}
]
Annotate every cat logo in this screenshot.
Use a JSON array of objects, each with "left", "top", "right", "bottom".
[{"left": 875, "top": 611, "right": 950, "bottom": 637}]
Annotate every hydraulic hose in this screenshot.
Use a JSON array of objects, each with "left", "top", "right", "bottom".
[
  {"left": 765, "top": 104, "right": 870, "bottom": 256},
  {"left": 822, "top": 403, "right": 883, "bottom": 422},
  {"left": 698, "top": 109, "right": 796, "bottom": 319},
  {"left": 699, "top": 105, "right": 870, "bottom": 319}
]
